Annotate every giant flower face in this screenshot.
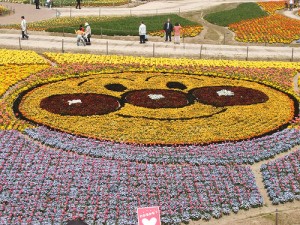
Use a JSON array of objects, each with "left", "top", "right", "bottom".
[{"left": 16, "top": 72, "right": 295, "bottom": 144}]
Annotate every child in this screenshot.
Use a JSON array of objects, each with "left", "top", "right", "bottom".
[{"left": 75, "top": 28, "right": 85, "bottom": 46}]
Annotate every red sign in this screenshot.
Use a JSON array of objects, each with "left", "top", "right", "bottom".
[{"left": 137, "top": 206, "right": 161, "bottom": 225}]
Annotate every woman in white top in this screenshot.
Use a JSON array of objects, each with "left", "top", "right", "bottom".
[
  {"left": 21, "top": 16, "right": 29, "bottom": 39},
  {"left": 84, "top": 22, "right": 91, "bottom": 44}
]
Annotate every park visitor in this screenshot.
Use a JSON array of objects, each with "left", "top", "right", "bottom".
[
  {"left": 173, "top": 22, "right": 182, "bottom": 44},
  {"left": 21, "top": 16, "right": 29, "bottom": 40},
  {"left": 139, "top": 21, "right": 146, "bottom": 44},
  {"left": 75, "top": 27, "right": 85, "bottom": 46},
  {"left": 84, "top": 22, "right": 92, "bottom": 44},
  {"left": 163, "top": 18, "right": 173, "bottom": 42}
]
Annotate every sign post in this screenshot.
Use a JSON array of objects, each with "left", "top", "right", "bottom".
[{"left": 137, "top": 206, "right": 161, "bottom": 225}]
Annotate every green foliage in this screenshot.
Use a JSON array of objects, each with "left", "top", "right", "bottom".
[
  {"left": 204, "top": 3, "right": 268, "bottom": 27},
  {"left": 46, "top": 14, "right": 198, "bottom": 36}
]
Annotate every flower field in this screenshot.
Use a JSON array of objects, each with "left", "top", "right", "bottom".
[
  {"left": 257, "top": 1, "right": 286, "bottom": 14},
  {"left": 0, "top": 49, "right": 300, "bottom": 224},
  {"left": 229, "top": 1, "right": 300, "bottom": 44},
  {"left": 261, "top": 149, "right": 300, "bottom": 204},
  {"left": 229, "top": 14, "right": 300, "bottom": 44},
  {"left": 0, "top": 5, "right": 11, "bottom": 15},
  {"left": 148, "top": 25, "right": 203, "bottom": 38},
  {"left": 0, "top": 16, "right": 112, "bottom": 31}
]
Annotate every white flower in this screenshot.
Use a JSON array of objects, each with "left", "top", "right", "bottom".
[
  {"left": 68, "top": 99, "right": 82, "bottom": 105},
  {"left": 148, "top": 94, "right": 165, "bottom": 100},
  {"left": 216, "top": 89, "right": 234, "bottom": 96}
]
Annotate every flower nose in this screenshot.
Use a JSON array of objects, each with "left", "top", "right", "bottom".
[{"left": 122, "top": 89, "right": 193, "bottom": 109}]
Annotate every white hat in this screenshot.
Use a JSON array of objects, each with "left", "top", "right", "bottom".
[{"left": 85, "top": 22, "right": 89, "bottom": 26}]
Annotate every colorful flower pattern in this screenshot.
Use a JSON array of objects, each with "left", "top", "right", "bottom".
[{"left": 0, "top": 49, "right": 299, "bottom": 224}]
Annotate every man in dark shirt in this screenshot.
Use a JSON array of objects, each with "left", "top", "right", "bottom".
[{"left": 163, "top": 18, "right": 173, "bottom": 42}]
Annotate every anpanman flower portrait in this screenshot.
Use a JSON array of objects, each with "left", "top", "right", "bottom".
[
  {"left": 1, "top": 48, "right": 300, "bottom": 225},
  {"left": 16, "top": 72, "right": 295, "bottom": 144},
  {"left": 2, "top": 0, "right": 300, "bottom": 224}
]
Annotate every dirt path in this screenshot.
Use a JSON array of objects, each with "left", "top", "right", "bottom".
[{"left": 180, "top": 3, "right": 238, "bottom": 45}]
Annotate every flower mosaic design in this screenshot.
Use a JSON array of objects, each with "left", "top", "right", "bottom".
[
  {"left": 257, "top": 1, "right": 286, "bottom": 15},
  {"left": 0, "top": 130, "right": 263, "bottom": 225},
  {"left": 261, "top": 149, "right": 300, "bottom": 204},
  {"left": 16, "top": 73, "right": 295, "bottom": 145},
  {"left": 229, "top": 14, "right": 300, "bottom": 44},
  {"left": 24, "top": 126, "right": 300, "bottom": 165},
  {"left": 0, "top": 50, "right": 300, "bottom": 224}
]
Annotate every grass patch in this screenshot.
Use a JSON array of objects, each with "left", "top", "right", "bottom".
[
  {"left": 46, "top": 14, "right": 198, "bottom": 36},
  {"left": 204, "top": 2, "right": 268, "bottom": 27}
]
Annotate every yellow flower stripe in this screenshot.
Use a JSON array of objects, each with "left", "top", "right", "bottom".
[
  {"left": 43, "top": 52, "right": 300, "bottom": 70},
  {"left": 0, "top": 5, "right": 10, "bottom": 14},
  {"left": 0, "top": 49, "right": 48, "bottom": 65},
  {"left": 0, "top": 65, "right": 49, "bottom": 96},
  {"left": 0, "top": 16, "right": 111, "bottom": 31}
]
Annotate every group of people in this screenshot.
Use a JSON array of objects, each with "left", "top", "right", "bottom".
[
  {"left": 139, "top": 18, "right": 182, "bottom": 44},
  {"left": 20, "top": 16, "right": 92, "bottom": 45},
  {"left": 75, "top": 22, "right": 92, "bottom": 46},
  {"left": 21, "top": 15, "right": 180, "bottom": 46}
]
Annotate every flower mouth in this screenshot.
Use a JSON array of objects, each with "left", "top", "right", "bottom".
[{"left": 116, "top": 108, "right": 227, "bottom": 121}]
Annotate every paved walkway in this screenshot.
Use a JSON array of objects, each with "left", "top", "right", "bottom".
[
  {"left": 0, "top": 2, "right": 56, "bottom": 24},
  {"left": 1, "top": 31, "right": 300, "bottom": 61},
  {"left": 1, "top": 0, "right": 300, "bottom": 61}
]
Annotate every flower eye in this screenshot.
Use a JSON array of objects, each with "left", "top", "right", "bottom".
[{"left": 105, "top": 83, "right": 127, "bottom": 92}]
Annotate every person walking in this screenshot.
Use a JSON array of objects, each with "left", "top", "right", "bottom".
[
  {"left": 173, "top": 22, "right": 182, "bottom": 44},
  {"left": 163, "top": 18, "right": 173, "bottom": 42},
  {"left": 289, "top": 0, "right": 294, "bottom": 10},
  {"left": 76, "top": 0, "right": 81, "bottom": 9},
  {"left": 35, "top": 0, "right": 40, "bottom": 9},
  {"left": 139, "top": 21, "right": 146, "bottom": 44},
  {"left": 21, "top": 16, "right": 29, "bottom": 40}
]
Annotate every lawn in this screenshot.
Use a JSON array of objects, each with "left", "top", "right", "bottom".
[
  {"left": 204, "top": 2, "right": 268, "bottom": 27},
  {"left": 46, "top": 14, "right": 199, "bottom": 36}
]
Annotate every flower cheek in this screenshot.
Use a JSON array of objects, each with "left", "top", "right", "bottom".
[{"left": 40, "top": 93, "right": 121, "bottom": 116}]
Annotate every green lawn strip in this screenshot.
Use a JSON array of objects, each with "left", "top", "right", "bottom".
[
  {"left": 204, "top": 2, "right": 268, "bottom": 27},
  {"left": 46, "top": 14, "right": 198, "bottom": 36}
]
